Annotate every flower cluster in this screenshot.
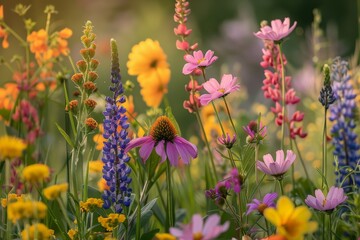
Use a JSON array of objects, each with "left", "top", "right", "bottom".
[
  {"left": 255, "top": 18, "right": 307, "bottom": 139},
  {"left": 80, "top": 198, "right": 104, "bottom": 212},
  {"left": 43, "top": 183, "right": 68, "bottom": 200},
  {"left": 21, "top": 223, "right": 54, "bottom": 240},
  {"left": 7, "top": 200, "right": 47, "bottom": 223},
  {"left": 0, "top": 135, "right": 27, "bottom": 160},
  {"left": 329, "top": 57, "right": 360, "bottom": 190},
  {"left": 101, "top": 39, "right": 132, "bottom": 213},
  {"left": 98, "top": 213, "right": 126, "bottom": 231},
  {"left": 22, "top": 163, "right": 50, "bottom": 185}
]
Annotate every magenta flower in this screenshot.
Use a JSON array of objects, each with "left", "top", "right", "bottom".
[
  {"left": 182, "top": 50, "right": 218, "bottom": 75},
  {"left": 305, "top": 186, "right": 347, "bottom": 211},
  {"left": 254, "top": 18, "right": 297, "bottom": 42},
  {"left": 199, "top": 74, "right": 240, "bottom": 106},
  {"left": 246, "top": 192, "right": 278, "bottom": 215},
  {"left": 256, "top": 150, "right": 296, "bottom": 177},
  {"left": 170, "top": 214, "right": 229, "bottom": 240},
  {"left": 243, "top": 120, "right": 267, "bottom": 144},
  {"left": 224, "top": 168, "right": 243, "bottom": 193},
  {"left": 217, "top": 132, "right": 236, "bottom": 149},
  {"left": 125, "top": 116, "right": 197, "bottom": 166}
]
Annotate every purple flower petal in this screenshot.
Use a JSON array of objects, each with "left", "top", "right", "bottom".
[
  {"left": 124, "top": 136, "right": 152, "bottom": 153},
  {"left": 139, "top": 140, "right": 155, "bottom": 162},
  {"left": 166, "top": 141, "right": 179, "bottom": 166},
  {"left": 174, "top": 136, "right": 197, "bottom": 164},
  {"left": 155, "top": 140, "right": 166, "bottom": 162}
]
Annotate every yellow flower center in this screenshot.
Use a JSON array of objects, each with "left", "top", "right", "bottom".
[
  {"left": 218, "top": 88, "right": 225, "bottom": 93},
  {"left": 197, "top": 58, "right": 206, "bottom": 64},
  {"left": 150, "top": 59, "right": 158, "bottom": 68},
  {"left": 150, "top": 116, "right": 177, "bottom": 142},
  {"left": 257, "top": 203, "right": 268, "bottom": 214},
  {"left": 322, "top": 199, "right": 327, "bottom": 207},
  {"left": 193, "top": 232, "right": 203, "bottom": 240}
]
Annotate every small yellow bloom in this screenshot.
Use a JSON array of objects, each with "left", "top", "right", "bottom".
[
  {"left": 22, "top": 163, "right": 50, "bottom": 184},
  {"left": 21, "top": 223, "right": 54, "bottom": 240},
  {"left": 264, "top": 196, "right": 318, "bottom": 240},
  {"left": 89, "top": 160, "right": 104, "bottom": 174},
  {"left": 43, "top": 183, "right": 68, "bottom": 200},
  {"left": 98, "top": 213, "right": 126, "bottom": 231},
  {"left": 154, "top": 233, "right": 176, "bottom": 240},
  {"left": 80, "top": 198, "right": 103, "bottom": 212},
  {"left": 0, "top": 5, "right": 3, "bottom": 20},
  {"left": 0, "top": 135, "right": 27, "bottom": 160},
  {"left": 67, "top": 228, "right": 78, "bottom": 240},
  {"left": 97, "top": 178, "right": 109, "bottom": 191},
  {"left": 1, "top": 193, "right": 24, "bottom": 208},
  {"left": 8, "top": 200, "right": 47, "bottom": 223}
]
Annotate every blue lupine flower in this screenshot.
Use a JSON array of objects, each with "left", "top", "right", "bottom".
[
  {"left": 102, "top": 39, "right": 132, "bottom": 213},
  {"left": 329, "top": 57, "right": 360, "bottom": 191}
]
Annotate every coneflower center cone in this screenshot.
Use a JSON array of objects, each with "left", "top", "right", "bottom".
[{"left": 150, "top": 116, "right": 177, "bottom": 142}]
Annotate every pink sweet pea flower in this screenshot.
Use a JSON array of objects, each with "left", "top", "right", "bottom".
[
  {"left": 199, "top": 74, "right": 240, "bottom": 106},
  {"left": 170, "top": 214, "right": 229, "bottom": 240},
  {"left": 125, "top": 116, "right": 197, "bottom": 166},
  {"left": 182, "top": 50, "right": 218, "bottom": 75},
  {"left": 256, "top": 150, "right": 296, "bottom": 177},
  {"left": 254, "top": 18, "right": 297, "bottom": 42},
  {"left": 305, "top": 186, "right": 347, "bottom": 212}
]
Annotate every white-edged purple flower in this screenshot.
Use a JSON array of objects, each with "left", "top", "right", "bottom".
[
  {"left": 125, "top": 116, "right": 197, "bottom": 166},
  {"left": 246, "top": 192, "right": 278, "bottom": 215},
  {"left": 254, "top": 18, "right": 297, "bottom": 42},
  {"left": 199, "top": 74, "right": 240, "bottom": 106},
  {"left": 305, "top": 186, "right": 347, "bottom": 211},
  {"left": 256, "top": 150, "right": 296, "bottom": 177},
  {"left": 170, "top": 213, "right": 229, "bottom": 240},
  {"left": 182, "top": 50, "right": 218, "bottom": 75}
]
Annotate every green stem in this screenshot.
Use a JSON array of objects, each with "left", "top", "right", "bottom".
[
  {"left": 136, "top": 186, "right": 141, "bottom": 240},
  {"left": 211, "top": 101, "right": 226, "bottom": 136},
  {"left": 57, "top": 198, "right": 73, "bottom": 229},
  {"left": 278, "top": 179, "right": 284, "bottom": 195},
  {"left": 322, "top": 213, "right": 325, "bottom": 240},
  {"left": 292, "top": 138, "right": 310, "bottom": 179},
  {"left": 63, "top": 81, "right": 77, "bottom": 137},
  {"left": 223, "top": 97, "right": 237, "bottom": 135},
  {"left": 166, "top": 161, "right": 174, "bottom": 231},
  {"left": 322, "top": 108, "right": 327, "bottom": 189},
  {"left": 328, "top": 213, "right": 332, "bottom": 240},
  {"left": 277, "top": 44, "right": 286, "bottom": 151},
  {"left": 265, "top": 219, "right": 270, "bottom": 237},
  {"left": 0, "top": 22, "right": 27, "bottom": 46},
  {"left": 4, "top": 160, "right": 10, "bottom": 193}
]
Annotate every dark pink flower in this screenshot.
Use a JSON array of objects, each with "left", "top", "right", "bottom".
[
  {"left": 217, "top": 133, "right": 236, "bottom": 149},
  {"left": 125, "top": 116, "right": 197, "bottom": 166},
  {"left": 170, "top": 213, "right": 229, "bottom": 240},
  {"left": 224, "top": 168, "right": 243, "bottom": 193},
  {"left": 256, "top": 150, "right": 296, "bottom": 177},
  {"left": 199, "top": 74, "right": 240, "bottom": 106},
  {"left": 243, "top": 120, "right": 267, "bottom": 144},
  {"left": 182, "top": 50, "right": 218, "bottom": 75},
  {"left": 254, "top": 18, "right": 297, "bottom": 42},
  {"left": 246, "top": 192, "right": 278, "bottom": 215},
  {"left": 305, "top": 186, "right": 347, "bottom": 212}
]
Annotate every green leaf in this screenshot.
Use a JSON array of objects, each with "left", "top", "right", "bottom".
[
  {"left": 141, "top": 198, "right": 158, "bottom": 215},
  {"left": 140, "top": 229, "right": 160, "bottom": 240},
  {"left": 55, "top": 123, "right": 74, "bottom": 148},
  {"left": 165, "top": 106, "right": 181, "bottom": 135}
]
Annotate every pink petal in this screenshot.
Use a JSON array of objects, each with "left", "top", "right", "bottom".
[
  {"left": 183, "top": 63, "right": 197, "bottom": 75},
  {"left": 263, "top": 154, "right": 275, "bottom": 167},
  {"left": 184, "top": 54, "right": 197, "bottom": 64},
  {"left": 199, "top": 93, "right": 214, "bottom": 106},
  {"left": 314, "top": 189, "right": 325, "bottom": 203},
  {"left": 139, "top": 141, "right": 155, "bottom": 162},
  {"left": 193, "top": 50, "right": 204, "bottom": 60},
  {"left": 203, "top": 78, "right": 221, "bottom": 93},
  {"left": 204, "top": 50, "right": 214, "bottom": 60},
  {"left": 166, "top": 141, "right": 179, "bottom": 166},
  {"left": 275, "top": 150, "right": 285, "bottom": 165},
  {"left": 174, "top": 136, "right": 197, "bottom": 164},
  {"left": 202, "top": 214, "right": 220, "bottom": 236},
  {"left": 256, "top": 160, "right": 271, "bottom": 175},
  {"left": 170, "top": 227, "right": 184, "bottom": 237},
  {"left": 155, "top": 140, "right": 167, "bottom": 162},
  {"left": 305, "top": 195, "right": 319, "bottom": 210},
  {"left": 191, "top": 214, "right": 204, "bottom": 234},
  {"left": 125, "top": 136, "right": 152, "bottom": 153}
]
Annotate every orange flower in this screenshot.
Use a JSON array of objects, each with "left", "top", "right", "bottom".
[
  {"left": 93, "top": 124, "right": 105, "bottom": 151},
  {"left": 0, "top": 26, "right": 9, "bottom": 49},
  {"left": 0, "top": 83, "right": 18, "bottom": 111},
  {"left": 0, "top": 5, "right": 3, "bottom": 20}
]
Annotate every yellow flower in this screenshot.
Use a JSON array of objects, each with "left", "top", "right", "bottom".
[
  {"left": 0, "top": 135, "right": 27, "bottom": 160},
  {"left": 127, "top": 39, "right": 170, "bottom": 108},
  {"left": 1, "top": 193, "right": 24, "bottom": 208},
  {"left": 97, "top": 178, "right": 109, "bottom": 191},
  {"left": 80, "top": 198, "right": 103, "bottom": 212},
  {"left": 93, "top": 124, "right": 105, "bottom": 151},
  {"left": 89, "top": 160, "right": 104, "bottom": 174},
  {"left": 21, "top": 223, "right": 54, "bottom": 240},
  {"left": 154, "top": 233, "right": 176, "bottom": 240},
  {"left": 67, "top": 228, "right": 78, "bottom": 240},
  {"left": 8, "top": 200, "right": 47, "bottom": 223},
  {"left": 98, "top": 213, "right": 126, "bottom": 231},
  {"left": 43, "top": 183, "right": 68, "bottom": 200},
  {"left": 264, "top": 196, "right": 318, "bottom": 240},
  {"left": 22, "top": 163, "right": 50, "bottom": 184}
]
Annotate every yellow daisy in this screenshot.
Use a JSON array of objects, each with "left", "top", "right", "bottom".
[
  {"left": 43, "top": 183, "right": 68, "bottom": 200},
  {"left": 0, "top": 135, "right": 27, "bottom": 160},
  {"left": 22, "top": 163, "right": 50, "bottom": 184},
  {"left": 264, "top": 196, "right": 318, "bottom": 240},
  {"left": 21, "top": 223, "right": 54, "bottom": 240}
]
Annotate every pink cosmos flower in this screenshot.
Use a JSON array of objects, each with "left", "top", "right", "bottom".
[
  {"left": 305, "top": 186, "right": 347, "bottom": 211},
  {"left": 182, "top": 50, "right": 218, "bottom": 75},
  {"left": 256, "top": 150, "right": 296, "bottom": 177},
  {"left": 246, "top": 192, "right": 278, "bottom": 215},
  {"left": 254, "top": 18, "right": 297, "bottom": 42},
  {"left": 170, "top": 214, "right": 229, "bottom": 240},
  {"left": 199, "top": 74, "right": 240, "bottom": 106},
  {"left": 125, "top": 116, "right": 197, "bottom": 166}
]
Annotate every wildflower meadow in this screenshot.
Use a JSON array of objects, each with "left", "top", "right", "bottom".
[{"left": 1, "top": 1, "right": 360, "bottom": 240}]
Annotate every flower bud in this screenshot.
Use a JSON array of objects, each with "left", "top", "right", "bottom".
[
  {"left": 88, "top": 71, "right": 98, "bottom": 82},
  {"left": 66, "top": 100, "right": 78, "bottom": 113},
  {"left": 76, "top": 60, "right": 87, "bottom": 73},
  {"left": 90, "top": 59, "right": 99, "bottom": 71},
  {"left": 83, "top": 82, "right": 97, "bottom": 94},
  {"left": 71, "top": 73, "right": 84, "bottom": 85},
  {"left": 85, "top": 118, "right": 98, "bottom": 131},
  {"left": 84, "top": 99, "right": 97, "bottom": 112}
]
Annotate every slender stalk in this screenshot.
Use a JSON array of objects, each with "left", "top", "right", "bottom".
[
  {"left": 4, "top": 160, "right": 10, "bottom": 193},
  {"left": 211, "top": 101, "right": 225, "bottom": 135},
  {"left": 278, "top": 179, "right": 284, "bottom": 195},
  {"left": 322, "top": 213, "right": 325, "bottom": 240},
  {"left": 63, "top": 81, "right": 77, "bottom": 136},
  {"left": 292, "top": 138, "right": 310, "bottom": 179},
  {"left": 223, "top": 97, "right": 237, "bottom": 135},
  {"left": 136, "top": 187, "right": 141, "bottom": 240},
  {"left": 0, "top": 22, "right": 27, "bottom": 46},
  {"left": 328, "top": 213, "right": 332, "bottom": 240},
  {"left": 277, "top": 44, "right": 286, "bottom": 150},
  {"left": 57, "top": 198, "right": 73, "bottom": 229},
  {"left": 322, "top": 107, "right": 328, "bottom": 189},
  {"left": 254, "top": 144, "right": 260, "bottom": 189},
  {"left": 265, "top": 218, "right": 270, "bottom": 237}
]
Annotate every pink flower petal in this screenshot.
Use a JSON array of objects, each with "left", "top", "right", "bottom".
[
  {"left": 191, "top": 214, "right": 204, "bottom": 235},
  {"left": 139, "top": 141, "right": 155, "bottom": 162},
  {"left": 125, "top": 136, "right": 152, "bottom": 153},
  {"left": 174, "top": 136, "right": 197, "bottom": 164},
  {"left": 166, "top": 141, "right": 179, "bottom": 166},
  {"left": 203, "top": 78, "right": 221, "bottom": 93},
  {"left": 155, "top": 140, "right": 167, "bottom": 162}
]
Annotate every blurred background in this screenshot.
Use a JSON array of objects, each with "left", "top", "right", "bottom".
[{"left": 0, "top": 0, "right": 358, "bottom": 135}]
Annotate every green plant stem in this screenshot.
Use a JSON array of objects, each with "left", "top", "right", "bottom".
[
  {"left": 166, "top": 161, "right": 174, "bottom": 231},
  {"left": 265, "top": 219, "right": 270, "bottom": 237},
  {"left": 63, "top": 81, "right": 77, "bottom": 136},
  {"left": 278, "top": 179, "right": 284, "bottom": 195},
  {"left": 328, "top": 213, "right": 332, "bottom": 240},
  {"left": 211, "top": 101, "right": 226, "bottom": 135},
  {"left": 223, "top": 97, "right": 237, "bottom": 135},
  {"left": 322, "top": 213, "right": 325, "bottom": 240},
  {"left": 322, "top": 108, "right": 328, "bottom": 189},
  {"left": 5, "top": 159, "right": 10, "bottom": 193},
  {"left": 292, "top": 138, "right": 310, "bottom": 179},
  {"left": 136, "top": 186, "right": 141, "bottom": 240},
  {"left": 277, "top": 43, "right": 286, "bottom": 151},
  {"left": 0, "top": 22, "right": 27, "bottom": 46},
  {"left": 254, "top": 144, "right": 260, "bottom": 192},
  {"left": 194, "top": 111, "right": 218, "bottom": 182},
  {"left": 57, "top": 198, "right": 73, "bottom": 229}
]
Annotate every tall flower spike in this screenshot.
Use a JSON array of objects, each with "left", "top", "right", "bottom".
[
  {"left": 329, "top": 57, "right": 360, "bottom": 191},
  {"left": 101, "top": 39, "right": 132, "bottom": 213},
  {"left": 318, "top": 64, "right": 336, "bottom": 109}
]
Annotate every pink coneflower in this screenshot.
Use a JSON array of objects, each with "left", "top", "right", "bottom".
[
  {"left": 246, "top": 192, "right": 278, "bottom": 215},
  {"left": 182, "top": 50, "right": 218, "bottom": 75},
  {"left": 256, "top": 150, "right": 296, "bottom": 177},
  {"left": 199, "top": 74, "right": 240, "bottom": 106},
  {"left": 170, "top": 214, "right": 229, "bottom": 240},
  {"left": 125, "top": 116, "right": 197, "bottom": 166},
  {"left": 305, "top": 186, "right": 347, "bottom": 212},
  {"left": 254, "top": 18, "right": 297, "bottom": 42}
]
